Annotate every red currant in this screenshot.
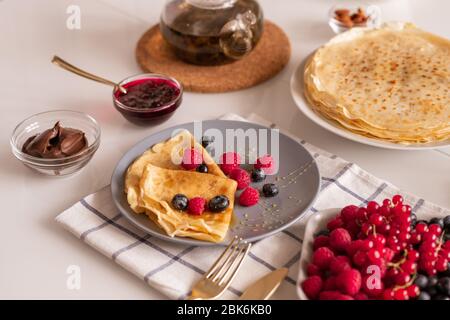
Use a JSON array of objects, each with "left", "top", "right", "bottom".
[
  {"left": 429, "top": 224, "right": 443, "bottom": 235},
  {"left": 378, "top": 222, "right": 391, "bottom": 234},
  {"left": 361, "top": 223, "right": 373, "bottom": 236},
  {"left": 393, "top": 288, "right": 409, "bottom": 300},
  {"left": 407, "top": 249, "right": 420, "bottom": 261},
  {"left": 382, "top": 288, "right": 394, "bottom": 300},
  {"left": 392, "top": 194, "right": 403, "bottom": 205},
  {"left": 356, "top": 207, "right": 368, "bottom": 221},
  {"left": 382, "top": 199, "right": 392, "bottom": 207},
  {"left": 436, "top": 257, "right": 448, "bottom": 272},
  {"left": 367, "top": 249, "right": 382, "bottom": 263},
  {"left": 406, "top": 284, "right": 419, "bottom": 298},
  {"left": 395, "top": 273, "right": 411, "bottom": 286},
  {"left": 415, "top": 222, "right": 428, "bottom": 234},
  {"left": 379, "top": 205, "right": 390, "bottom": 217},
  {"left": 401, "top": 260, "right": 417, "bottom": 274},
  {"left": 398, "top": 231, "right": 411, "bottom": 242},
  {"left": 409, "top": 232, "right": 421, "bottom": 245},
  {"left": 367, "top": 201, "right": 380, "bottom": 214},
  {"left": 423, "top": 232, "right": 437, "bottom": 243},
  {"left": 383, "top": 248, "right": 395, "bottom": 262},
  {"left": 369, "top": 213, "right": 384, "bottom": 226}
]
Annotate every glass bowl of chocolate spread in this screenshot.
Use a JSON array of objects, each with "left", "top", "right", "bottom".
[{"left": 10, "top": 110, "right": 101, "bottom": 176}]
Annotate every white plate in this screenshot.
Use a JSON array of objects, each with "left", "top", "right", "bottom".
[
  {"left": 290, "top": 58, "right": 450, "bottom": 151},
  {"left": 297, "top": 208, "right": 340, "bottom": 300}
]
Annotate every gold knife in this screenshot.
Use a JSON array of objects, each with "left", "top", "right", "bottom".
[{"left": 239, "top": 268, "right": 289, "bottom": 300}]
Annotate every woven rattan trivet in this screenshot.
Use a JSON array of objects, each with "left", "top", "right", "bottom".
[{"left": 136, "top": 21, "right": 291, "bottom": 93}]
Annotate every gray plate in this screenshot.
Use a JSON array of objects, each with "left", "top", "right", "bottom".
[{"left": 111, "top": 120, "right": 321, "bottom": 246}]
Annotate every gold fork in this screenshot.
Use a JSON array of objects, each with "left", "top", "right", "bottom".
[{"left": 187, "top": 236, "right": 251, "bottom": 300}]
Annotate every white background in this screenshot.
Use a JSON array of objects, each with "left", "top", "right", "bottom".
[{"left": 0, "top": 0, "right": 449, "bottom": 299}]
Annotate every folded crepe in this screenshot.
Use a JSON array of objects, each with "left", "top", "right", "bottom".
[
  {"left": 125, "top": 130, "right": 237, "bottom": 242},
  {"left": 138, "top": 164, "right": 237, "bottom": 242}
]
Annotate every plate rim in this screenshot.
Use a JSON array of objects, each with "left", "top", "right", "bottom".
[
  {"left": 110, "top": 119, "right": 321, "bottom": 247},
  {"left": 290, "top": 55, "right": 450, "bottom": 151}
]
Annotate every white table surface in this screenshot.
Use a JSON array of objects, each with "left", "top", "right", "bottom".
[{"left": 1, "top": 0, "right": 449, "bottom": 299}]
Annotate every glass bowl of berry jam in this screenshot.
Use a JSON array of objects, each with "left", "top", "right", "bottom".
[{"left": 113, "top": 73, "right": 183, "bottom": 125}]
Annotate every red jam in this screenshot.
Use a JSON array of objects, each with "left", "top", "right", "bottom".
[{"left": 115, "top": 78, "right": 180, "bottom": 109}]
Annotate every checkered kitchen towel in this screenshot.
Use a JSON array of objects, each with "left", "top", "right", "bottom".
[{"left": 56, "top": 113, "right": 450, "bottom": 300}]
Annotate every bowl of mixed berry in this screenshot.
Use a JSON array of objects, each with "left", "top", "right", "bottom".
[
  {"left": 113, "top": 73, "right": 183, "bottom": 125},
  {"left": 298, "top": 195, "right": 450, "bottom": 300}
]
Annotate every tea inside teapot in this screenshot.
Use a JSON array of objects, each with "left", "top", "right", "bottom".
[{"left": 160, "top": 0, "right": 264, "bottom": 65}]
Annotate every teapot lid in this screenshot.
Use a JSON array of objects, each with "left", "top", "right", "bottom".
[{"left": 186, "top": 0, "right": 237, "bottom": 9}]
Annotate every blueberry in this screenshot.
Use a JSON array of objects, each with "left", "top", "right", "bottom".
[
  {"left": 197, "top": 164, "right": 208, "bottom": 173},
  {"left": 427, "top": 276, "right": 439, "bottom": 288},
  {"left": 262, "top": 183, "right": 279, "bottom": 197},
  {"left": 444, "top": 215, "right": 450, "bottom": 228},
  {"left": 427, "top": 286, "right": 438, "bottom": 297},
  {"left": 429, "top": 217, "right": 444, "bottom": 228},
  {"left": 437, "top": 277, "right": 450, "bottom": 295},
  {"left": 417, "top": 292, "right": 431, "bottom": 300},
  {"left": 201, "top": 136, "right": 215, "bottom": 148},
  {"left": 414, "top": 274, "right": 429, "bottom": 289},
  {"left": 171, "top": 194, "right": 189, "bottom": 211},
  {"left": 208, "top": 195, "right": 230, "bottom": 213},
  {"left": 250, "top": 168, "right": 266, "bottom": 182}
]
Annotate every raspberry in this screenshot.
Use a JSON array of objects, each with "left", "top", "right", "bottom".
[
  {"left": 327, "top": 216, "right": 344, "bottom": 231},
  {"left": 329, "top": 228, "right": 352, "bottom": 252},
  {"left": 229, "top": 168, "right": 250, "bottom": 190},
  {"left": 323, "top": 276, "right": 337, "bottom": 291},
  {"left": 181, "top": 148, "right": 203, "bottom": 170},
  {"left": 319, "top": 291, "right": 354, "bottom": 300},
  {"left": 306, "top": 263, "right": 321, "bottom": 276},
  {"left": 313, "top": 247, "right": 335, "bottom": 270},
  {"left": 238, "top": 187, "right": 259, "bottom": 207},
  {"left": 220, "top": 152, "right": 241, "bottom": 175},
  {"left": 329, "top": 256, "right": 351, "bottom": 275},
  {"left": 313, "top": 235, "right": 330, "bottom": 250},
  {"left": 254, "top": 154, "right": 275, "bottom": 174},
  {"left": 336, "top": 269, "right": 361, "bottom": 296},
  {"left": 301, "top": 275, "right": 323, "bottom": 299},
  {"left": 187, "top": 197, "right": 206, "bottom": 215},
  {"left": 354, "top": 292, "right": 368, "bottom": 300},
  {"left": 340, "top": 205, "right": 359, "bottom": 222}
]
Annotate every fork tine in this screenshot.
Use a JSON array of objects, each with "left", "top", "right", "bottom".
[
  {"left": 210, "top": 237, "right": 242, "bottom": 281},
  {"left": 205, "top": 236, "right": 238, "bottom": 278},
  {"left": 218, "top": 242, "right": 251, "bottom": 287}
]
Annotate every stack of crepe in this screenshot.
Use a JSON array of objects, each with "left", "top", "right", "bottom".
[
  {"left": 304, "top": 22, "right": 450, "bottom": 144},
  {"left": 125, "top": 130, "right": 237, "bottom": 243}
]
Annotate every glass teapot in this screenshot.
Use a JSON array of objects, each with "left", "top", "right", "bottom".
[{"left": 160, "top": 0, "right": 264, "bottom": 65}]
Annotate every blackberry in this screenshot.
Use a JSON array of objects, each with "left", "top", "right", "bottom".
[
  {"left": 262, "top": 183, "right": 279, "bottom": 197},
  {"left": 250, "top": 168, "right": 266, "bottom": 182},
  {"left": 171, "top": 194, "right": 189, "bottom": 211},
  {"left": 197, "top": 164, "right": 208, "bottom": 173},
  {"left": 208, "top": 195, "right": 230, "bottom": 213}
]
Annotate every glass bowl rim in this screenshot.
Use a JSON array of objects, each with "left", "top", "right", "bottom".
[
  {"left": 10, "top": 110, "right": 101, "bottom": 166},
  {"left": 112, "top": 73, "right": 183, "bottom": 113}
]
